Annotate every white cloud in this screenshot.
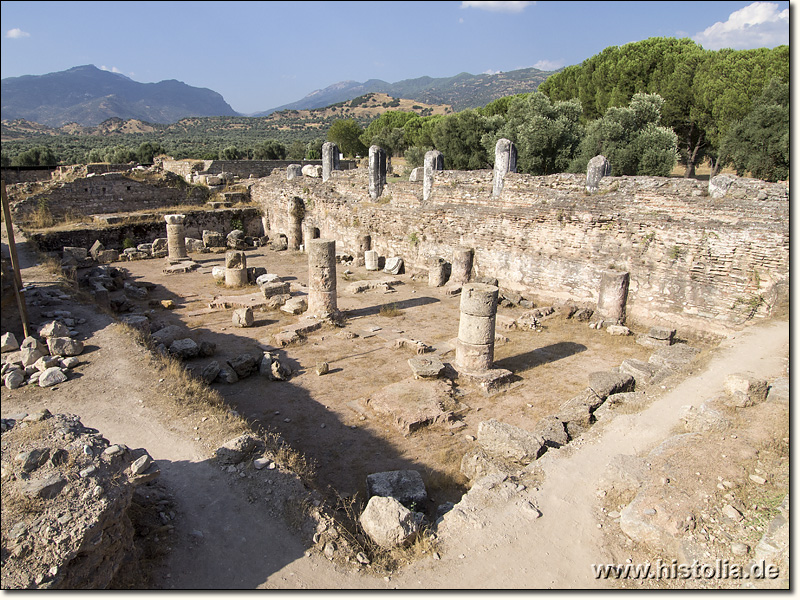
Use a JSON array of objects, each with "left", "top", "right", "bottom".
[
  {"left": 693, "top": 1, "right": 789, "bottom": 50},
  {"left": 483, "top": 69, "right": 503, "bottom": 75},
  {"left": 6, "top": 28, "right": 30, "bottom": 39},
  {"left": 532, "top": 59, "right": 564, "bottom": 71},
  {"left": 100, "top": 65, "right": 123, "bottom": 74},
  {"left": 460, "top": 1, "right": 534, "bottom": 14}
]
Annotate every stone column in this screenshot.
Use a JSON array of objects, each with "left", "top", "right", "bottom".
[
  {"left": 450, "top": 248, "right": 474, "bottom": 285},
  {"left": 423, "top": 150, "right": 444, "bottom": 202},
  {"left": 307, "top": 239, "right": 338, "bottom": 318},
  {"left": 365, "top": 249, "right": 379, "bottom": 271},
  {"left": 165, "top": 214, "right": 188, "bottom": 263},
  {"left": 428, "top": 257, "right": 450, "bottom": 287},
  {"left": 225, "top": 250, "right": 248, "bottom": 287},
  {"left": 586, "top": 155, "right": 611, "bottom": 194},
  {"left": 456, "top": 283, "right": 499, "bottom": 373},
  {"left": 287, "top": 197, "right": 305, "bottom": 251},
  {"left": 369, "top": 145, "right": 387, "bottom": 200},
  {"left": 596, "top": 270, "right": 630, "bottom": 324},
  {"left": 492, "top": 138, "right": 517, "bottom": 197},
  {"left": 322, "top": 142, "right": 340, "bottom": 182},
  {"left": 355, "top": 234, "right": 371, "bottom": 267}
]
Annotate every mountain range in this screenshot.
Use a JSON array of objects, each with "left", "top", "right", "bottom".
[
  {"left": 1, "top": 64, "right": 556, "bottom": 127},
  {"left": 0, "top": 65, "right": 239, "bottom": 127}
]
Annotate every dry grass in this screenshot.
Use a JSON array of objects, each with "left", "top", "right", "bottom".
[{"left": 379, "top": 303, "right": 403, "bottom": 318}]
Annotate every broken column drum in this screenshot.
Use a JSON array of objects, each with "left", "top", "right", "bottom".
[
  {"left": 450, "top": 248, "right": 474, "bottom": 285},
  {"left": 456, "top": 283, "right": 499, "bottom": 372},
  {"left": 596, "top": 270, "right": 630, "bottom": 324},
  {"left": 225, "top": 250, "right": 248, "bottom": 287},
  {"left": 423, "top": 150, "right": 444, "bottom": 202},
  {"left": 428, "top": 257, "right": 450, "bottom": 287},
  {"left": 287, "top": 197, "right": 305, "bottom": 251},
  {"left": 355, "top": 234, "right": 371, "bottom": 267},
  {"left": 364, "top": 249, "right": 379, "bottom": 271},
  {"left": 164, "top": 214, "right": 188, "bottom": 262},
  {"left": 492, "top": 138, "right": 517, "bottom": 197},
  {"left": 369, "top": 145, "right": 387, "bottom": 200},
  {"left": 307, "top": 239, "right": 338, "bottom": 317},
  {"left": 322, "top": 142, "right": 340, "bottom": 182}
]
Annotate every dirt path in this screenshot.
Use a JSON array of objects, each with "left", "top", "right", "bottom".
[{"left": 1, "top": 224, "right": 789, "bottom": 589}]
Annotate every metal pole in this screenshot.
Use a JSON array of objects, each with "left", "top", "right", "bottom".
[{"left": 1, "top": 181, "right": 30, "bottom": 338}]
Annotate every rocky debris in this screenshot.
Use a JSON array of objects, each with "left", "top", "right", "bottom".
[
  {"left": 214, "top": 434, "right": 260, "bottom": 465},
  {"left": 606, "top": 325, "right": 631, "bottom": 336},
  {"left": 359, "top": 496, "right": 421, "bottom": 549},
  {"left": 556, "top": 388, "right": 604, "bottom": 439},
  {"left": 753, "top": 494, "right": 789, "bottom": 587},
  {"left": 680, "top": 399, "right": 731, "bottom": 432},
  {"left": 364, "top": 378, "right": 463, "bottom": 435},
  {"left": 38, "top": 321, "right": 71, "bottom": 339},
  {"left": 531, "top": 415, "right": 569, "bottom": 449},
  {"left": 346, "top": 278, "right": 402, "bottom": 294},
  {"left": 280, "top": 297, "right": 308, "bottom": 315},
  {"left": 593, "top": 391, "right": 646, "bottom": 421},
  {"left": 0, "top": 412, "right": 159, "bottom": 589},
  {"left": 227, "top": 353, "right": 259, "bottom": 379},
  {"left": 767, "top": 377, "right": 789, "bottom": 404},
  {"left": 722, "top": 373, "right": 769, "bottom": 408},
  {"left": 636, "top": 327, "right": 676, "bottom": 348},
  {"left": 392, "top": 337, "right": 433, "bottom": 354},
  {"left": 150, "top": 325, "right": 185, "bottom": 347},
  {"left": 588, "top": 371, "right": 635, "bottom": 400},
  {"left": 619, "top": 358, "right": 659, "bottom": 386},
  {"left": 1, "top": 332, "right": 20, "bottom": 353},
  {"left": 259, "top": 352, "right": 291, "bottom": 381},
  {"left": 169, "top": 338, "right": 199, "bottom": 360},
  {"left": 648, "top": 344, "right": 700, "bottom": 370},
  {"left": 408, "top": 356, "right": 445, "bottom": 379},
  {"left": 460, "top": 446, "right": 518, "bottom": 481},
  {"left": 200, "top": 361, "right": 221, "bottom": 383},
  {"left": 477, "top": 419, "right": 543, "bottom": 464},
  {"left": 232, "top": 307, "right": 254, "bottom": 328},
  {"left": 366, "top": 470, "right": 428, "bottom": 509}
]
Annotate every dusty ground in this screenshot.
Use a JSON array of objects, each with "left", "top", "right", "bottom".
[{"left": 1, "top": 226, "right": 789, "bottom": 590}]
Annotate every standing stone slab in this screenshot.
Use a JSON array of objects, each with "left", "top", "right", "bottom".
[
  {"left": 586, "top": 155, "right": 612, "bottom": 194},
  {"left": 423, "top": 150, "right": 444, "bottom": 202},
  {"left": 450, "top": 248, "right": 474, "bottom": 285},
  {"left": 369, "top": 145, "right": 387, "bottom": 200},
  {"left": 322, "top": 142, "right": 340, "bottom": 182},
  {"left": 492, "top": 138, "right": 517, "bottom": 197},
  {"left": 286, "top": 164, "right": 303, "bottom": 180}
]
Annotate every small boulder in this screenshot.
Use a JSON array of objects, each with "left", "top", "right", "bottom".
[
  {"left": 232, "top": 307, "right": 254, "bottom": 328},
  {"left": 215, "top": 434, "right": 260, "bottom": 464},
  {"left": 359, "top": 496, "right": 420, "bottom": 549}
]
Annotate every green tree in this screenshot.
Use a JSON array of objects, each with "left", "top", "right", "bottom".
[
  {"left": 570, "top": 93, "right": 677, "bottom": 176},
  {"left": 220, "top": 145, "right": 243, "bottom": 160},
  {"left": 253, "top": 140, "right": 287, "bottom": 160},
  {"left": 287, "top": 139, "right": 307, "bottom": 160},
  {"left": 430, "top": 110, "right": 502, "bottom": 170},
  {"left": 11, "top": 145, "right": 59, "bottom": 166},
  {"left": 136, "top": 141, "right": 165, "bottom": 164},
  {"left": 489, "top": 92, "right": 584, "bottom": 175},
  {"left": 305, "top": 139, "right": 324, "bottom": 160},
  {"left": 719, "top": 78, "right": 789, "bottom": 182},
  {"left": 539, "top": 38, "right": 787, "bottom": 178},
  {"left": 327, "top": 119, "right": 367, "bottom": 158}
]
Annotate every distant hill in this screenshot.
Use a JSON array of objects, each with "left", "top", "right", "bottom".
[
  {"left": 253, "top": 67, "right": 556, "bottom": 116},
  {"left": 0, "top": 65, "right": 239, "bottom": 127}
]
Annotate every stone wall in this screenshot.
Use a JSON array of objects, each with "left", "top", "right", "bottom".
[
  {"left": 0, "top": 166, "right": 57, "bottom": 185},
  {"left": 9, "top": 173, "right": 210, "bottom": 221},
  {"left": 161, "top": 159, "right": 358, "bottom": 181},
  {"left": 28, "top": 207, "right": 264, "bottom": 252},
  {"left": 252, "top": 168, "right": 789, "bottom": 338}
]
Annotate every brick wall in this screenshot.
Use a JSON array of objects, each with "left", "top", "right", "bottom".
[{"left": 252, "top": 168, "right": 789, "bottom": 338}]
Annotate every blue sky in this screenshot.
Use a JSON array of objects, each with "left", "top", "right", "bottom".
[{"left": 0, "top": 1, "right": 791, "bottom": 115}]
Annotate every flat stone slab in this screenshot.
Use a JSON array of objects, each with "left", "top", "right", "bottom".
[
  {"left": 364, "top": 378, "right": 464, "bottom": 435},
  {"left": 208, "top": 293, "right": 269, "bottom": 310},
  {"left": 163, "top": 261, "right": 200, "bottom": 274},
  {"left": 408, "top": 356, "right": 445, "bottom": 379},
  {"left": 455, "top": 367, "right": 517, "bottom": 395}
]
